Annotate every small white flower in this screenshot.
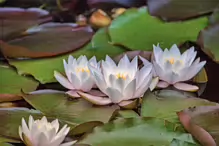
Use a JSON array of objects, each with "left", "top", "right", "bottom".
[
  {"left": 54, "top": 55, "right": 100, "bottom": 96},
  {"left": 79, "top": 55, "right": 153, "bottom": 106},
  {"left": 152, "top": 44, "right": 206, "bottom": 91},
  {"left": 19, "top": 115, "right": 76, "bottom": 146}
]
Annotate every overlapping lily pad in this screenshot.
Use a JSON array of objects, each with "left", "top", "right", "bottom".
[
  {"left": 0, "top": 24, "right": 94, "bottom": 58},
  {"left": 197, "top": 24, "right": 219, "bottom": 63},
  {"left": 178, "top": 106, "right": 219, "bottom": 145},
  {"left": 22, "top": 91, "right": 119, "bottom": 135},
  {"left": 80, "top": 117, "right": 198, "bottom": 146},
  {"left": 147, "top": 0, "right": 219, "bottom": 21},
  {"left": 109, "top": 7, "right": 208, "bottom": 50},
  {"left": 141, "top": 91, "right": 218, "bottom": 123},
  {"left": 0, "top": 7, "right": 50, "bottom": 40},
  {"left": 0, "top": 64, "right": 39, "bottom": 102},
  {"left": 8, "top": 28, "right": 125, "bottom": 83}
]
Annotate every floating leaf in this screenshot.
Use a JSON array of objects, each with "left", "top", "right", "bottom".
[
  {"left": 116, "top": 110, "right": 139, "bottom": 118},
  {"left": 22, "top": 91, "right": 119, "bottom": 135},
  {"left": 178, "top": 106, "right": 219, "bottom": 145},
  {"left": 141, "top": 91, "right": 218, "bottom": 123},
  {"left": 0, "top": 7, "right": 50, "bottom": 40},
  {"left": 0, "top": 108, "right": 42, "bottom": 140},
  {"left": 8, "top": 28, "right": 125, "bottom": 84},
  {"left": 197, "top": 24, "right": 219, "bottom": 63},
  {"left": 147, "top": 0, "right": 219, "bottom": 21},
  {"left": 0, "top": 65, "right": 39, "bottom": 102},
  {"left": 0, "top": 24, "right": 93, "bottom": 58},
  {"left": 109, "top": 7, "right": 207, "bottom": 50},
  {"left": 80, "top": 117, "right": 198, "bottom": 146},
  {"left": 170, "top": 139, "right": 199, "bottom": 146}
]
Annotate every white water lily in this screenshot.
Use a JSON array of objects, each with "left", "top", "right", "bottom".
[
  {"left": 152, "top": 44, "right": 206, "bottom": 91},
  {"left": 19, "top": 116, "right": 76, "bottom": 146},
  {"left": 54, "top": 55, "right": 100, "bottom": 97},
  {"left": 79, "top": 55, "right": 153, "bottom": 107}
]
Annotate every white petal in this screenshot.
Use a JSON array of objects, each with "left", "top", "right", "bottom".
[
  {"left": 38, "top": 132, "right": 49, "bottom": 146},
  {"left": 19, "top": 126, "right": 24, "bottom": 141},
  {"left": 123, "top": 79, "right": 136, "bottom": 100},
  {"left": 92, "top": 72, "right": 107, "bottom": 94},
  {"left": 54, "top": 71, "right": 75, "bottom": 90},
  {"left": 60, "top": 141, "right": 77, "bottom": 146},
  {"left": 149, "top": 77, "right": 159, "bottom": 91},
  {"left": 66, "top": 90, "right": 80, "bottom": 98},
  {"left": 105, "top": 55, "right": 116, "bottom": 67},
  {"left": 173, "top": 83, "right": 199, "bottom": 92},
  {"left": 56, "top": 125, "right": 68, "bottom": 137},
  {"left": 63, "top": 59, "right": 71, "bottom": 81},
  {"left": 80, "top": 77, "right": 94, "bottom": 92},
  {"left": 28, "top": 116, "right": 34, "bottom": 131},
  {"left": 157, "top": 81, "right": 170, "bottom": 88},
  {"left": 77, "top": 55, "right": 88, "bottom": 66},
  {"left": 153, "top": 44, "right": 163, "bottom": 63},
  {"left": 106, "top": 88, "right": 123, "bottom": 103},
  {"left": 70, "top": 73, "right": 81, "bottom": 89},
  {"left": 139, "top": 56, "right": 151, "bottom": 66},
  {"left": 68, "top": 55, "right": 74, "bottom": 65},
  {"left": 51, "top": 119, "right": 59, "bottom": 133},
  {"left": 21, "top": 118, "right": 30, "bottom": 138},
  {"left": 118, "top": 54, "right": 130, "bottom": 69},
  {"left": 136, "top": 65, "right": 152, "bottom": 89},
  {"left": 47, "top": 128, "right": 56, "bottom": 142},
  {"left": 78, "top": 91, "right": 112, "bottom": 105},
  {"left": 169, "top": 44, "right": 181, "bottom": 57},
  {"left": 41, "top": 116, "right": 48, "bottom": 124}
]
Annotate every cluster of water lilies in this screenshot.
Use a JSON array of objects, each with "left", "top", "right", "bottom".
[{"left": 54, "top": 44, "right": 206, "bottom": 108}]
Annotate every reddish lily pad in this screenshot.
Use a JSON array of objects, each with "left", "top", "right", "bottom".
[
  {"left": 8, "top": 28, "right": 125, "bottom": 84},
  {"left": 22, "top": 91, "right": 119, "bottom": 135},
  {"left": 0, "top": 7, "right": 50, "bottom": 40},
  {"left": 178, "top": 106, "right": 219, "bottom": 146},
  {"left": 197, "top": 24, "right": 219, "bottom": 63},
  {"left": 141, "top": 91, "right": 218, "bottom": 123},
  {"left": 109, "top": 7, "right": 207, "bottom": 51},
  {"left": 0, "top": 24, "right": 93, "bottom": 58},
  {"left": 0, "top": 64, "right": 39, "bottom": 102},
  {"left": 147, "top": 0, "right": 219, "bottom": 21}
]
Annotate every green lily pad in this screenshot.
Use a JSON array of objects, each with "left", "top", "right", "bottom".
[
  {"left": 178, "top": 106, "right": 219, "bottom": 145},
  {"left": 0, "top": 108, "right": 42, "bottom": 140},
  {"left": 109, "top": 7, "right": 207, "bottom": 50},
  {"left": 22, "top": 91, "right": 119, "bottom": 135},
  {"left": 141, "top": 91, "right": 218, "bottom": 123},
  {"left": 197, "top": 24, "right": 219, "bottom": 63},
  {"left": 147, "top": 0, "right": 219, "bottom": 21},
  {"left": 171, "top": 139, "right": 199, "bottom": 146},
  {"left": 0, "top": 65, "right": 39, "bottom": 102},
  {"left": 116, "top": 110, "right": 139, "bottom": 118},
  {"left": 0, "top": 143, "right": 15, "bottom": 146},
  {"left": 80, "top": 117, "right": 198, "bottom": 146},
  {"left": 8, "top": 28, "right": 125, "bottom": 84}
]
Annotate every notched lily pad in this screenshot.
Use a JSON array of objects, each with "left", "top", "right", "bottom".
[
  {"left": 80, "top": 117, "right": 198, "bottom": 146},
  {"left": 147, "top": 0, "right": 219, "bottom": 21},
  {"left": 178, "top": 106, "right": 219, "bottom": 146},
  {"left": 22, "top": 90, "right": 119, "bottom": 135},
  {"left": 197, "top": 24, "right": 219, "bottom": 63},
  {"left": 109, "top": 7, "right": 207, "bottom": 51},
  {"left": 0, "top": 64, "right": 39, "bottom": 102},
  {"left": 0, "top": 7, "right": 50, "bottom": 40},
  {"left": 1, "top": 24, "right": 94, "bottom": 58}
]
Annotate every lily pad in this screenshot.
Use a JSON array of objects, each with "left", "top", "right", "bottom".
[
  {"left": 147, "top": 0, "right": 219, "bottom": 21},
  {"left": 8, "top": 28, "right": 125, "bottom": 84},
  {"left": 22, "top": 91, "right": 119, "bottom": 134},
  {"left": 197, "top": 23, "right": 219, "bottom": 63},
  {"left": 0, "top": 7, "right": 50, "bottom": 40},
  {"left": 0, "top": 24, "right": 94, "bottom": 58},
  {"left": 0, "top": 65, "right": 39, "bottom": 102},
  {"left": 0, "top": 108, "right": 42, "bottom": 140},
  {"left": 178, "top": 106, "right": 219, "bottom": 145},
  {"left": 80, "top": 117, "right": 198, "bottom": 146},
  {"left": 141, "top": 91, "right": 218, "bottom": 123},
  {"left": 109, "top": 7, "right": 208, "bottom": 50}
]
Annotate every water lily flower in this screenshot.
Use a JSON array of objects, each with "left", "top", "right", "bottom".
[
  {"left": 78, "top": 55, "right": 153, "bottom": 107},
  {"left": 54, "top": 55, "right": 100, "bottom": 97},
  {"left": 152, "top": 44, "right": 206, "bottom": 92},
  {"left": 19, "top": 115, "right": 76, "bottom": 146}
]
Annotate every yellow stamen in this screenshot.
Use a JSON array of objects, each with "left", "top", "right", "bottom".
[
  {"left": 76, "top": 67, "right": 90, "bottom": 73},
  {"left": 167, "top": 58, "right": 175, "bottom": 64},
  {"left": 116, "top": 73, "right": 127, "bottom": 80}
]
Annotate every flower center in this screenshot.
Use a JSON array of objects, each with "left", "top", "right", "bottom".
[
  {"left": 116, "top": 73, "right": 127, "bottom": 80},
  {"left": 166, "top": 57, "right": 175, "bottom": 64},
  {"left": 76, "top": 67, "right": 90, "bottom": 73}
]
